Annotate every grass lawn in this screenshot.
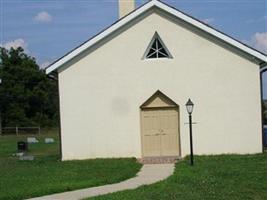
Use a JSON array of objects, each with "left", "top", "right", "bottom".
[
  {"left": 0, "top": 131, "right": 142, "bottom": 200},
  {"left": 88, "top": 154, "right": 267, "bottom": 200}
]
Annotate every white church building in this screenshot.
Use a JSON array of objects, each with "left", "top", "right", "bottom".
[{"left": 46, "top": 0, "right": 267, "bottom": 161}]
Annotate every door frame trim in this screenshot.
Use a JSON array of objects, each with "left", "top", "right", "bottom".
[{"left": 139, "top": 91, "right": 181, "bottom": 158}]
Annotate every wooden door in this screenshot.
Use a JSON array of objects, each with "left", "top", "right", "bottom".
[{"left": 141, "top": 108, "right": 180, "bottom": 157}]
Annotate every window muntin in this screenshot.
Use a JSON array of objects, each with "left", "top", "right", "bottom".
[{"left": 144, "top": 32, "right": 172, "bottom": 59}]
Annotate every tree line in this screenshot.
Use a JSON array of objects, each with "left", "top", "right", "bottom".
[
  {"left": 0, "top": 47, "right": 58, "bottom": 127},
  {"left": 1, "top": 46, "right": 267, "bottom": 128},
  {"left": 263, "top": 101, "right": 267, "bottom": 125}
]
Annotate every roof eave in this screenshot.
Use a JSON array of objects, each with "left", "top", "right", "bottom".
[
  {"left": 46, "top": 0, "right": 267, "bottom": 74},
  {"left": 153, "top": 0, "right": 267, "bottom": 62},
  {"left": 45, "top": 0, "right": 156, "bottom": 74}
]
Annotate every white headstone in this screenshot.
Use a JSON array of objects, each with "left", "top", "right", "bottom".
[
  {"left": 13, "top": 152, "right": 24, "bottom": 157},
  {"left": 27, "top": 137, "right": 39, "bottom": 143},
  {"left": 19, "top": 155, "right": 34, "bottom": 161},
  {"left": 45, "top": 138, "right": 54, "bottom": 143}
]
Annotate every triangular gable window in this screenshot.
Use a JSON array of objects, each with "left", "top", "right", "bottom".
[{"left": 143, "top": 32, "right": 172, "bottom": 59}]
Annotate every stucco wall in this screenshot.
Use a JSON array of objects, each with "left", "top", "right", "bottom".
[{"left": 58, "top": 8, "right": 262, "bottom": 160}]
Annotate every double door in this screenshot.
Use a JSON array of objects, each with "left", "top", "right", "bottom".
[{"left": 141, "top": 108, "right": 180, "bottom": 157}]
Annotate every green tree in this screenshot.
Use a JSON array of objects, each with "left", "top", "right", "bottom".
[
  {"left": 0, "top": 47, "right": 58, "bottom": 127},
  {"left": 262, "top": 100, "right": 267, "bottom": 125}
]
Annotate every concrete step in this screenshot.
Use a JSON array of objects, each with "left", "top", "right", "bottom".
[{"left": 138, "top": 156, "right": 180, "bottom": 164}]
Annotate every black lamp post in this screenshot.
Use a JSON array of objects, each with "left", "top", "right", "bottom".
[{"left": 186, "top": 98, "right": 194, "bottom": 166}]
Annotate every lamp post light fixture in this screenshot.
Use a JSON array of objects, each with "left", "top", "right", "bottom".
[{"left": 186, "top": 98, "right": 194, "bottom": 166}]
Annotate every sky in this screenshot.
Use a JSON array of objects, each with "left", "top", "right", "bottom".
[{"left": 0, "top": 0, "right": 267, "bottom": 95}]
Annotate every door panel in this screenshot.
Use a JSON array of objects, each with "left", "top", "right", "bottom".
[
  {"left": 160, "top": 109, "right": 180, "bottom": 156},
  {"left": 142, "top": 110, "right": 161, "bottom": 157}
]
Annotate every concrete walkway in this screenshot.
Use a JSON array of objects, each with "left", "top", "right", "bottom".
[{"left": 27, "top": 164, "right": 175, "bottom": 200}]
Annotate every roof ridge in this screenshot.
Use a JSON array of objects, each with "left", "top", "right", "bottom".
[{"left": 46, "top": 0, "right": 266, "bottom": 74}]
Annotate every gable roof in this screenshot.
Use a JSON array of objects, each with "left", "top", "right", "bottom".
[{"left": 46, "top": 0, "right": 267, "bottom": 74}]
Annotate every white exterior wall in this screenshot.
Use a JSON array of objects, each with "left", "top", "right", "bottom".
[{"left": 58, "top": 9, "right": 262, "bottom": 160}]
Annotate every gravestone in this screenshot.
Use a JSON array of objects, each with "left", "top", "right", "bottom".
[
  {"left": 16, "top": 152, "right": 24, "bottom": 157},
  {"left": 17, "top": 141, "right": 28, "bottom": 151},
  {"left": 45, "top": 138, "right": 55, "bottom": 143},
  {"left": 12, "top": 152, "right": 24, "bottom": 157},
  {"left": 19, "top": 155, "right": 34, "bottom": 161},
  {"left": 27, "top": 137, "right": 39, "bottom": 143}
]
